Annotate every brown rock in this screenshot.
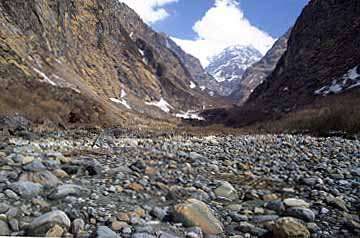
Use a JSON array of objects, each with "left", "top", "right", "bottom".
[
  {"left": 273, "top": 217, "right": 310, "bottom": 238},
  {"left": 145, "top": 166, "right": 157, "bottom": 176},
  {"left": 263, "top": 194, "right": 279, "bottom": 202},
  {"left": 116, "top": 213, "right": 130, "bottom": 223},
  {"left": 19, "top": 171, "right": 60, "bottom": 187},
  {"left": 53, "top": 169, "right": 69, "bottom": 179},
  {"left": 46, "top": 224, "right": 64, "bottom": 237},
  {"left": 127, "top": 183, "right": 144, "bottom": 192},
  {"left": 283, "top": 198, "right": 309, "bottom": 208},
  {"left": 90, "top": 218, "right": 97, "bottom": 225},
  {"left": 111, "top": 221, "right": 128, "bottom": 231},
  {"left": 173, "top": 199, "right": 223, "bottom": 235},
  {"left": 115, "top": 186, "right": 124, "bottom": 193},
  {"left": 134, "top": 207, "right": 146, "bottom": 218}
]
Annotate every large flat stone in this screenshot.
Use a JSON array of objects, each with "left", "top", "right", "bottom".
[{"left": 173, "top": 199, "right": 223, "bottom": 235}]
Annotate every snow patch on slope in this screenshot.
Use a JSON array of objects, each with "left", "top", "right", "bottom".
[
  {"left": 138, "top": 49, "right": 145, "bottom": 56},
  {"left": 190, "top": 81, "right": 196, "bottom": 89},
  {"left": 175, "top": 111, "right": 204, "bottom": 121},
  {"left": 110, "top": 89, "right": 131, "bottom": 109},
  {"left": 32, "top": 67, "right": 57, "bottom": 86},
  {"left": 315, "top": 66, "right": 360, "bottom": 96},
  {"left": 146, "top": 98, "right": 173, "bottom": 113}
]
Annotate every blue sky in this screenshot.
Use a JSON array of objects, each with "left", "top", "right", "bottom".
[
  {"left": 153, "top": 0, "right": 308, "bottom": 39},
  {"left": 121, "top": 0, "right": 309, "bottom": 66}
]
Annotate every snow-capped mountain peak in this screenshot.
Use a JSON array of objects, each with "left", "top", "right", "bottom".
[{"left": 206, "top": 45, "right": 263, "bottom": 83}]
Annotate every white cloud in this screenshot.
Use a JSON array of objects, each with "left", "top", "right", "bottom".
[
  {"left": 120, "top": 0, "right": 177, "bottom": 24},
  {"left": 172, "top": 0, "right": 275, "bottom": 66}
]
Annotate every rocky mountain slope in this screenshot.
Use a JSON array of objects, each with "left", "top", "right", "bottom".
[
  {"left": 157, "top": 34, "right": 225, "bottom": 98},
  {"left": 208, "top": 0, "right": 360, "bottom": 133},
  {"left": 205, "top": 45, "right": 263, "bottom": 96},
  {"left": 230, "top": 30, "right": 291, "bottom": 105},
  {"left": 0, "top": 0, "right": 219, "bottom": 129}
]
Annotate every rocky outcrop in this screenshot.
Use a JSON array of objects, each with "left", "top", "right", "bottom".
[
  {"left": 0, "top": 0, "right": 218, "bottom": 128},
  {"left": 158, "top": 34, "right": 221, "bottom": 95},
  {"left": 230, "top": 29, "right": 291, "bottom": 105}
]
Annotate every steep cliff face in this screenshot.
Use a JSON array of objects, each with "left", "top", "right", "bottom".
[
  {"left": 206, "top": 0, "right": 360, "bottom": 130},
  {"left": 157, "top": 35, "right": 212, "bottom": 88},
  {"left": 249, "top": 0, "right": 360, "bottom": 109},
  {"left": 0, "top": 0, "right": 218, "bottom": 128},
  {"left": 230, "top": 30, "right": 291, "bottom": 105}
]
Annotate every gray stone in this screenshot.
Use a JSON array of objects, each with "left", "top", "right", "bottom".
[
  {"left": 7, "top": 154, "right": 26, "bottom": 164},
  {"left": 0, "top": 220, "right": 10, "bottom": 236},
  {"left": 320, "top": 207, "right": 329, "bottom": 215},
  {"left": 9, "top": 219, "right": 19, "bottom": 232},
  {"left": 229, "top": 212, "right": 248, "bottom": 222},
  {"left": 0, "top": 203, "right": 10, "bottom": 213},
  {"left": 123, "top": 227, "right": 132, "bottom": 234},
  {"left": 132, "top": 233, "right": 157, "bottom": 238},
  {"left": 95, "top": 226, "right": 118, "bottom": 238},
  {"left": 43, "top": 160, "right": 61, "bottom": 169},
  {"left": 189, "top": 152, "right": 207, "bottom": 161},
  {"left": 186, "top": 227, "right": 203, "bottom": 238},
  {"left": 78, "top": 159, "right": 102, "bottom": 176},
  {"left": 328, "top": 196, "right": 348, "bottom": 211},
  {"left": 23, "top": 159, "right": 46, "bottom": 172},
  {"left": 252, "top": 215, "right": 279, "bottom": 224},
  {"left": 283, "top": 198, "right": 309, "bottom": 208},
  {"left": 4, "top": 189, "right": 19, "bottom": 200},
  {"left": 284, "top": 208, "right": 315, "bottom": 222},
  {"left": 72, "top": 218, "right": 85, "bottom": 235},
  {"left": 266, "top": 200, "right": 285, "bottom": 212},
  {"left": 48, "top": 184, "right": 90, "bottom": 200},
  {"left": 301, "top": 177, "right": 323, "bottom": 186},
  {"left": 214, "top": 181, "right": 238, "bottom": 200},
  {"left": 9, "top": 181, "right": 43, "bottom": 199},
  {"left": 28, "top": 210, "right": 71, "bottom": 235},
  {"left": 307, "top": 222, "right": 320, "bottom": 232},
  {"left": 150, "top": 207, "right": 167, "bottom": 220},
  {"left": 351, "top": 168, "right": 360, "bottom": 177},
  {"left": 6, "top": 207, "right": 19, "bottom": 218},
  {"left": 238, "top": 222, "right": 268, "bottom": 237},
  {"left": 159, "top": 232, "right": 181, "bottom": 238}
]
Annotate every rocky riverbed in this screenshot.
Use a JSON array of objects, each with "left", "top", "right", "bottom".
[{"left": 0, "top": 130, "right": 359, "bottom": 237}]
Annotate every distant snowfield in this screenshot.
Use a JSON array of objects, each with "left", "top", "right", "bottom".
[
  {"left": 175, "top": 111, "right": 205, "bottom": 121},
  {"left": 146, "top": 98, "right": 173, "bottom": 113},
  {"left": 315, "top": 66, "right": 360, "bottom": 96}
]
